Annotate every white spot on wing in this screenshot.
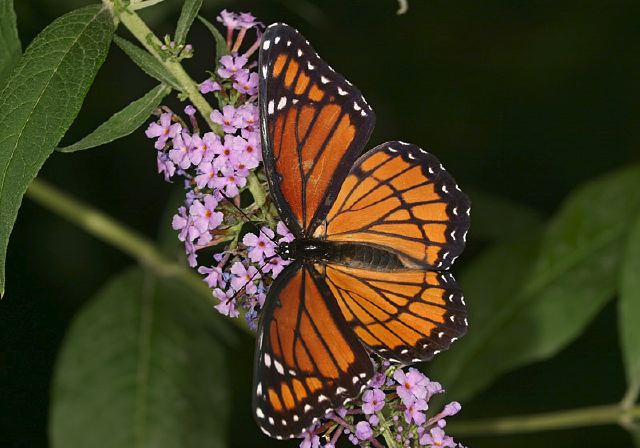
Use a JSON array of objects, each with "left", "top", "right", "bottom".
[
  {"left": 274, "top": 359, "right": 284, "bottom": 375},
  {"left": 320, "top": 76, "right": 330, "bottom": 84},
  {"left": 304, "top": 404, "right": 312, "bottom": 412},
  {"left": 336, "top": 387, "right": 347, "bottom": 394},
  {"left": 256, "top": 407, "right": 265, "bottom": 418},
  {"left": 337, "top": 87, "right": 347, "bottom": 95},
  {"left": 307, "top": 61, "right": 315, "bottom": 70},
  {"left": 297, "top": 49, "right": 303, "bottom": 57},
  {"left": 262, "top": 40, "right": 271, "bottom": 50},
  {"left": 268, "top": 100, "right": 274, "bottom": 115},
  {"left": 264, "top": 353, "right": 271, "bottom": 367},
  {"left": 277, "top": 96, "right": 287, "bottom": 110},
  {"left": 275, "top": 37, "right": 281, "bottom": 44}
]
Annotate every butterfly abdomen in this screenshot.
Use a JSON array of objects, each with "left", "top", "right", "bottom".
[{"left": 330, "top": 242, "right": 405, "bottom": 270}]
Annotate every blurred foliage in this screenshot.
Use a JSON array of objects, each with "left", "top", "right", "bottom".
[
  {"left": 50, "top": 268, "right": 229, "bottom": 448},
  {"left": 1, "top": 0, "right": 639, "bottom": 447}
]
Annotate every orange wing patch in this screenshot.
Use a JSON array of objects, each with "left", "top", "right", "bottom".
[
  {"left": 321, "top": 263, "right": 467, "bottom": 364},
  {"left": 253, "top": 263, "right": 373, "bottom": 439},
  {"left": 314, "top": 141, "right": 470, "bottom": 269},
  {"left": 259, "top": 25, "right": 375, "bottom": 236}
]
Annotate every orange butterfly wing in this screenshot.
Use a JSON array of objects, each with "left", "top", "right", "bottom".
[
  {"left": 319, "top": 263, "right": 467, "bottom": 364},
  {"left": 253, "top": 262, "right": 373, "bottom": 439},
  {"left": 259, "top": 24, "right": 375, "bottom": 236},
  {"left": 313, "top": 141, "right": 471, "bottom": 269}
]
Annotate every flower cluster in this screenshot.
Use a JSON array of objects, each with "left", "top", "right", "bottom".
[
  {"left": 146, "top": 10, "right": 287, "bottom": 329},
  {"left": 299, "top": 362, "right": 466, "bottom": 448}
]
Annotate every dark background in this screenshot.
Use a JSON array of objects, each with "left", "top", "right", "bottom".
[{"left": 1, "top": 0, "right": 639, "bottom": 446}]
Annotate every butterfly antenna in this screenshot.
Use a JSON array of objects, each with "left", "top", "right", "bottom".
[{"left": 218, "top": 191, "right": 280, "bottom": 246}]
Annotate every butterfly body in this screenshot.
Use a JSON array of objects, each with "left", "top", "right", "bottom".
[
  {"left": 254, "top": 23, "right": 471, "bottom": 439},
  {"left": 279, "top": 239, "right": 406, "bottom": 271}
]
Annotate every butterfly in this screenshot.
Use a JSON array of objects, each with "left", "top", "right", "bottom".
[{"left": 253, "top": 23, "right": 470, "bottom": 440}]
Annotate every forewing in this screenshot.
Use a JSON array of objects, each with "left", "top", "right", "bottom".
[
  {"left": 314, "top": 141, "right": 470, "bottom": 269},
  {"left": 253, "top": 262, "right": 373, "bottom": 439},
  {"left": 319, "top": 263, "right": 467, "bottom": 364},
  {"left": 258, "top": 23, "right": 375, "bottom": 236}
]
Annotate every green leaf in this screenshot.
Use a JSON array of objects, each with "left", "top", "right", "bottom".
[
  {"left": 114, "top": 35, "right": 181, "bottom": 90},
  {"left": 50, "top": 268, "right": 229, "bottom": 448},
  {"left": 467, "top": 189, "right": 545, "bottom": 241},
  {"left": 174, "top": 0, "right": 203, "bottom": 45},
  {"left": 0, "top": 0, "right": 21, "bottom": 86},
  {"left": 619, "top": 212, "right": 640, "bottom": 398},
  {"left": 58, "top": 84, "right": 170, "bottom": 153},
  {"left": 198, "top": 15, "right": 229, "bottom": 61},
  {"left": 0, "top": 5, "right": 114, "bottom": 296},
  {"left": 431, "top": 166, "right": 640, "bottom": 402}
]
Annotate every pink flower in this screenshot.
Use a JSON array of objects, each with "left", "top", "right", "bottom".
[
  {"left": 217, "top": 9, "right": 239, "bottom": 29},
  {"left": 217, "top": 55, "right": 248, "bottom": 79},
  {"left": 156, "top": 153, "right": 175, "bottom": 181},
  {"left": 189, "top": 132, "right": 218, "bottom": 165},
  {"left": 168, "top": 131, "right": 192, "bottom": 170},
  {"left": 199, "top": 79, "right": 221, "bottom": 94},
  {"left": 214, "top": 288, "right": 239, "bottom": 317},
  {"left": 233, "top": 133, "right": 261, "bottom": 165},
  {"left": 194, "top": 161, "right": 217, "bottom": 189},
  {"left": 277, "top": 221, "right": 294, "bottom": 243},
  {"left": 230, "top": 262, "right": 258, "bottom": 295},
  {"left": 233, "top": 71, "right": 258, "bottom": 95},
  {"left": 237, "top": 12, "right": 262, "bottom": 29},
  {"left": 146, "top": 112, "right": 181, "bottom": 149},
  {"left": 362, "top": 388, "right": 385, "bottom": 415},
  {"left": 189, "top": 195, "right": 223, "bottom": 234},
  {"left": 210, "top": 105, "right": 241, "bottom": 133},
  {"left": 263, "top": 255, "right": 288, "bottom": 278},
  {"left": 419, "top": 427, "right": 456, "bottom": 447},
  {"left": 236, "top": 103, "right": 259, "bottom": 137},
  {"left": 403, "top": 396, "right": 428, "bottom": 425},
  {"left": 355, "top": 421, "right": 373, "bottom": 440},
  {"left": 242, "top": 228, "right": 276, "bottom": 263},
  {"left": 198, "top": 265, "right": 224, "bottom": 288},
  {"left": 212, "top": 166, "right": 247, "bottom": 197},
  {"left": 394, "top": 367, "right": 429, "bottom": 404}
]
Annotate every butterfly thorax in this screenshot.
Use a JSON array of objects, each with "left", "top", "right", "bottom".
[
  {"left": 278, "top": 238, "right": 332, "bottom": 261},
  {"left": 278, "top": 239, "right": 407, "bottom": 270}
]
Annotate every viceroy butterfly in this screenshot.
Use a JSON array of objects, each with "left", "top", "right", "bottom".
[{"left": 253, "top": 23, "right": 471, "bottom": 440}]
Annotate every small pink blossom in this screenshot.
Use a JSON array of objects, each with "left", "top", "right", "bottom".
[
  {"left": 242, "top": 228, "right": 276, "bottom": 263},
  {"left": 146, "top": 112, "right": 181, "bottom": 149},
  {"left": 230, "top": 262, "right": 258, "bottom": 295},
  {"left": 217, "top": 55, "right": 248, "bottom": 79},
  {"left": 233, "top": 71, "right": 258, "bottom": 95},
  {"left": 214, "top": 288, "right": 239, "bottom": 317},
  {"left": 210, "top": 105, "right": 241, "bottom": 133},
  {"left": 199, "top": 79, "right": 221, "bottom": 94}
]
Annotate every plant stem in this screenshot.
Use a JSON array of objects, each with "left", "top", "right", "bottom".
[
  {"left": 449, "top": 403, "right": 640, "bottom": 437},
  {"left": 25, "top": 178, "right": 251, "bottom": 334},
  {"left": 376, "top": 412, "right": 398, "bottom": 448},
  {"left": 107, "top": 0, "right": 222, "bottom": 134}
]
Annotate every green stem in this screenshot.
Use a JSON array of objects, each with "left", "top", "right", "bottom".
[
  {"left": 376, "top": 412, "right": 398, "bottom": 448},
  {"left": 25, "top": 178, "right": 251, "bottom": 334},
  {"left": 449, "top": 403, "right": 640, "bottom": 437},
  {"left": 107, "top": 0, "right": 222, "bottom": 134}
]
